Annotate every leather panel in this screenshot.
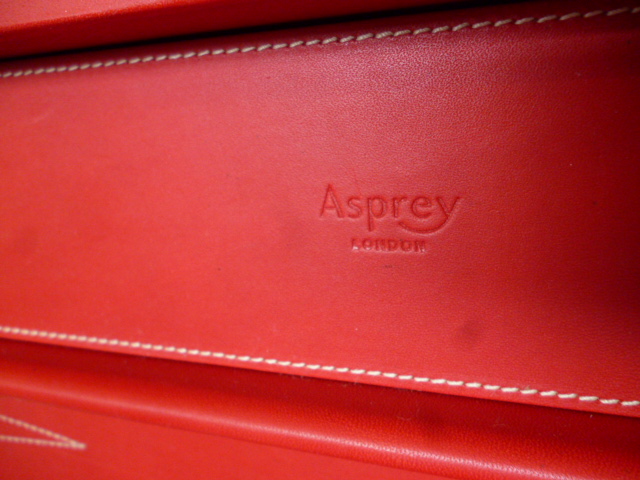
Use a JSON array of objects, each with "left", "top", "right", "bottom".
[
  {"left": 1, "top": 339, "right": 639, "bottom": 480},
  {"left": 0, "top": 395, "right": 452, "bottom": 480},
  {"left": 1, "top": 0, "right": 639, "bottom": 416},
  {"left": 0, "top": 0, "right": 457, "bottom": 59}
]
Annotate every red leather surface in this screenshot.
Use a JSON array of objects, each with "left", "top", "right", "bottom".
[
  {"left": 1, "top": 339, "right": 639, "bottom": 480},
  {"left": 0, "top": 0, "right": 453, "bottom": 59},
  {"left": 0, "top": 397, "right": 451, "bottom": 480},
  {"left": 1, "top": 0, "right": 640, "bottom": 417}
]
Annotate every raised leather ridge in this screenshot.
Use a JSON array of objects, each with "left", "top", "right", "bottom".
[{"left": 0, "top": 0, "right": 459, "bottom": 60}]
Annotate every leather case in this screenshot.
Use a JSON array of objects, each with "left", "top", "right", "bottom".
[{"left": 1, "top": 0, "right": 640, "bottom": 478}]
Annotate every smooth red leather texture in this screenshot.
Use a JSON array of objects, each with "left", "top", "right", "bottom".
[
  {"left": 0, "top": 0, "right": 454, "bottom": 60},
  {"left": 0, "top": 399, "right": 451, "bottom": 480},
  {"left": 1, "top": 339, "right": 639, "bottom": 480},
  {"left": 1, "top": 0, "right": 640, "bottom": 418}
]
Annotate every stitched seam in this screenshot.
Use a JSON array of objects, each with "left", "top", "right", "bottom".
[
  {"left": 2, "top": 326, "right": 638, "bottom": 408},
  {"left": 0, "top": 413, "right": 86, "bottom": 450},
  {"left": 1, "top": 4, "right": 638, "bottom": 411},
  {"left": 1, "top": 6, "right": 638, "bottom": 79}
]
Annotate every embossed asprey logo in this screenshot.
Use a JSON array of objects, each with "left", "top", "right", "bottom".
[{"left": 320, "top": 184, "right": 460, "bottom": 253}]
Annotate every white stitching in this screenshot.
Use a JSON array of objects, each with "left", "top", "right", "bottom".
[
  {"left": 1, "top": 326, "right": 638, "bottom": 408},
  {"left": 0, "top": 5, "right": 638, "bottom": 410},
  {"left": 0, "top": 414, "right": 86, "bottom": 450},
  {"left": 0, "top": 6, "right": 637, "bottom": 80}
]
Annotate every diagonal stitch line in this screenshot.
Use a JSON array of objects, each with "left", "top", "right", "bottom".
[
  {"left": 1, "top": 326, "right": 639, "bottom": 408},
  {"left": 0, "top": 413, "right": 86, "bottom": 450},
  {"left": 0, "top": 436, "right": 80, "bottom": 449},
  {"left": 0, "top": 6, "right": 639, "bottom": 79}
]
